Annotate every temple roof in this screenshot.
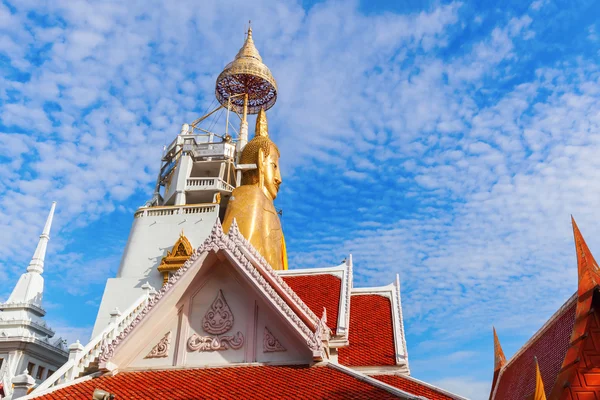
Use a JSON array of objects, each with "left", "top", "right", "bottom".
[
  {"left": 31, "top": 365, "right": 417, "bottom": 399},
  {"left": 282, "top": 273, "right": 342, "bottom": 332},
  {"left": 490, "top": 217, "right": 600, "bottom": 399},
  {"left": 491, "top": 295, "right": 576, "bottom": 399},
  {"left": 339, "top": 293, "right": 397, "bottom": 367}
]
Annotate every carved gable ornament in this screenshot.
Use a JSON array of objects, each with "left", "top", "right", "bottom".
[
  {"left": 188, "top": 290, "right": 244, "bottom": 352},
  {"left": 157, "top": 232, "right": 193, "bottom": 285},
  {"left": 145, "top": 331, "right": 171, "bottom": 359},
  {"left": 263, "top": 326, "right": 286, "bottom": 352}
]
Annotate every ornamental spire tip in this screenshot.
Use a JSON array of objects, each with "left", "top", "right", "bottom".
[{"left": 571, "top": 216, "right": 600, "bottom": 296}]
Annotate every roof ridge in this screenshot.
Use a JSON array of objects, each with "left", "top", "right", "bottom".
[
  {"left": 326, "top": 363, "right": 419, "bottom": 399},
  {"left": 375, "top": 373, "right": 469, "bottom": 400},
  {"left": 501, "top": 293, "right": 576, "bottom": 371},
  {"left": 277, "top": 264, "right": 347, "bottom": 276}
]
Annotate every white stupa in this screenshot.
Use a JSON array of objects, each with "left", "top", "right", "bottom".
[{"left": 0, "top": 203, "right": 68, "bottom": 398}]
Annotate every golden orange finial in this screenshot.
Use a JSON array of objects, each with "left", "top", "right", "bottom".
[
  {"left": 534, "top": 357, "right": 547, "bottom": 400},
  {"left": 489, "top": 327, "right": 506, "bottom": 400},
  {"left": 493, "top": 327, "right": 506, "bottom": 371},
  {"left": 572, "top": 216, "right": 600, "bottom": 296}
]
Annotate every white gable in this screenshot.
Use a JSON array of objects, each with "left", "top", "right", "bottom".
[{"left": 98, "top": 220, "right": 326, "bottom": 372}]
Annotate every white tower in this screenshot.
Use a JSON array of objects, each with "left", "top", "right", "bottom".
[
  {"left": 0, "top": 202, "right": 68, "bottom": 397},
  {"left": 92, "top": 26, "right": 276, "bottom": 337},
  {"left": 91, "top": 125, "right": 239, "bottom": 336}
]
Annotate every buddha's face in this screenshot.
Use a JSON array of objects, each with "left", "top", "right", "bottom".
[{"left": 261, "top": 145, "right": 282, "bottom": 200}]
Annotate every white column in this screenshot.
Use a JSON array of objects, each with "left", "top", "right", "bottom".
[{"left": 174, "top": 155, "right": 193, "bottom": 206}]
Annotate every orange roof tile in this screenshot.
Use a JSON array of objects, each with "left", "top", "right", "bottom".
[
  {"left": 282, "top": 274, "right": 341, "bottom": 332},
  {"left": 338, "top": 294, "right": 396, "bottom": 366},
  {"left": 33, "top": 365, "right": 403, "bottom": 399}
]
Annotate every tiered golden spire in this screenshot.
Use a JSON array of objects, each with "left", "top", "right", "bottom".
[
  {"left": 235, "top": 27, "right": 262, "bottom": 62},
  {"left": 215, "top": 26, "right": 278, "bottom": 115}
]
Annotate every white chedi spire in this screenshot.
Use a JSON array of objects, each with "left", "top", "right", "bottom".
[
  {"left": 27, "top": 201, "right": 56, "bottom": 274},
  {"left": 5, "top": 202, "right": 56, "bottom": 306}
]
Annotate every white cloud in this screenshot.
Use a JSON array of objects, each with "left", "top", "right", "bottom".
[
  {"left": 0, "top": 1, "right": 598, "bottom": 398},
  {"left": 434, "top": 377, "right": 490, "bottom": 400}
]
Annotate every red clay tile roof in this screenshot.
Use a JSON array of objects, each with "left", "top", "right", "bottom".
[
  {"left": 282, "top": 274, "right": 342, "bottom": 332},
  {"left": 492, "top": 295, "right": 577, "bottom": 400},
  {"left": 374, "top": 375, "right": 458, "bottom": 400},
  {"left": 33, "top": 365, "right": 403, "bottom": 399},
  {"left": 338, "top": 294, "right": 396, "bottom": 366}
]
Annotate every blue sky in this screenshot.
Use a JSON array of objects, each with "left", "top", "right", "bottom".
[{"left": 1, "top": 0, "right": 600, "bottom": 398}]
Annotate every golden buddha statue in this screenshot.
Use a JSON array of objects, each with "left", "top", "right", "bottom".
[{"left": 222, "top": 108, "right": 288, "bottom": 270}]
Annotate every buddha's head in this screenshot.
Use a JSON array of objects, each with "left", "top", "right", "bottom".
[{"left": 240, "top": 109, "right": 282, "bottom": 200}]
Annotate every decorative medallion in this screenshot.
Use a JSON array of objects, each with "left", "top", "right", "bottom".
[
  {"left": 187, "top": 289, "right": 244, "bottom": 352},
  {"left": 202, "top": 289, "right": 234, "bottom": 335},
  {"left": 145, "top": 331, "right": 171, "bottom": 359},
  {"left": 263, "top": 327, "right": 286, "bottom": 353}
]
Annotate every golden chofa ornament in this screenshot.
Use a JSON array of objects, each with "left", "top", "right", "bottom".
[
  {"left": 222, "top": 108, "right": 288, "bottom": 270},
  {"left": 215, "top": 26, "right": 278, "bottom": 116}
]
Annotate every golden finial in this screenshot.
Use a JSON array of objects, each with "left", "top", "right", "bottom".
[{"left": 255, "top": 108, "right": 269, "bottom": 137}]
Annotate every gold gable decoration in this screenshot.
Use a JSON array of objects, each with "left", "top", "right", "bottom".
[{"left": 157, "top": 232, "right": 193, "bottom": 285}]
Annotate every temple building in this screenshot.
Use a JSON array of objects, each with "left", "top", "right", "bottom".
[
  {"left": 489, "top": 218, "right": 600, "bottom": 399},
  {"left": 6, "top": 27, "right": 465, "bottom": 399},
  {"left": 0, "top": 203, "right": 68, "bottom": 398}
]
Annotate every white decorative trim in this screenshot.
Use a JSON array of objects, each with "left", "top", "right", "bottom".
[
  {"left": 98, "top": 218, "right": 323, "bottom": 364},
  {"left": 393, "top": 275, "right": 409, "bottom": 368},
  {"left": 373, "top": 372, "right": 469, "bottom": 400},
  {"left": 326, "top": 362, "right": 420, "bottom": 399},
  {"left": 202, "top": 290, "right": 234, "bottom": 335},
  {"left": 145, "top": 331, "right": 171, "bottom": 359},
  {"left": 336, "top": 256, "right": 352, "bottom": 337},
  {"left": 263, "top": 327, "right": 286, "bottom": 352},
  {"left": 187, "top": 332, "right": 244, "bottom": 351},
  {"left": 351, "top": 284, "right": 395, "bottom": 295},
  {"left": 276, "top": 264, "right": 346, "bottom": 278}
]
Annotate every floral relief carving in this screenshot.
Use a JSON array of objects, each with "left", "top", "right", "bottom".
[
  {"left": 145, "top": 331, "right": 171, "bottom": 359},
  {"left": 187, "top": 332, "right": 244, "bottom": 351},
  {"left": 202, "top": 290, "right": 234, "bottom": 335},
  {"left": 187, "top": 290, "right": 244, "bottom": 352},
  {"left": 263, "top": 327, "right": 286, "bottom": 352}
]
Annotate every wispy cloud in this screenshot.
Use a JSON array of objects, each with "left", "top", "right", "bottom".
[{"left": 0, "top": 1, "right": 598, "bottom": 398}]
